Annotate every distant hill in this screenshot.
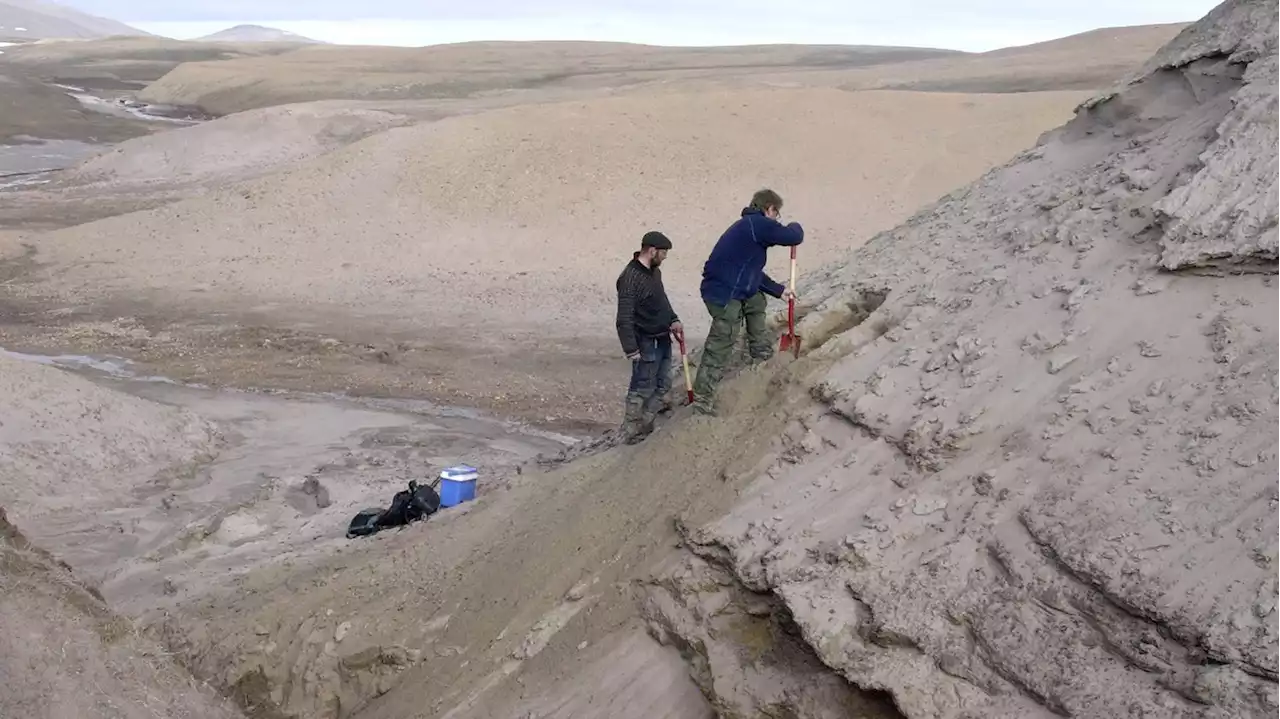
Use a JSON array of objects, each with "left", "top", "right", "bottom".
[
  {"left": 0, "top": 0, "right": 148, "bottom": 40},
  {"left": 196, "top": 24, "right": 324, "bottom": 44}
]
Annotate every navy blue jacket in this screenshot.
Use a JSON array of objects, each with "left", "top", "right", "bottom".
[{"left": 700, "top": 207, "right": 804, "bottom": 307}]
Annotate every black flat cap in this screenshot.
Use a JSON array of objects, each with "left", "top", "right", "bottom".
[{"left": 641, "top": 231, "right": 672, "bottom": 250}]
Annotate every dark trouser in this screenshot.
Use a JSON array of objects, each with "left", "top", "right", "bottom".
[
  {"left": 624, "top": 334, "right": 673, "bottom": 434},
  {"left": 692, "top": 291, "right": 772, "bottom": 411}
]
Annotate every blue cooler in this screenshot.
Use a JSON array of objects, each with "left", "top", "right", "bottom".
[{"left": 439, "top": 465, "right": 478, "bottom": 508}]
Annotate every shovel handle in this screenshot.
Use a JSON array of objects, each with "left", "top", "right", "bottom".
[
  {"left": 678, "top": 336, "right": 694, "bottom": 403},
  {"left": 788, "top": 246, "right": 799, "bottom": 358}
]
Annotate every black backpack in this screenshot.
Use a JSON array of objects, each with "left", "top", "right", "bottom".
[{"left": 346, "top": 479, "right": 442, "bottom": 538}]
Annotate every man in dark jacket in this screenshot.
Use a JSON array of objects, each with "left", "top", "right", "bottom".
[
  {"left": 616, "top": 230, "right": 684, "bottom": 443},
  {"left": 692, "top": 189, "right": 803, "bottom": 416}
]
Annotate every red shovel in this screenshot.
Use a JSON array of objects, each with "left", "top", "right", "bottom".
[
  {"left": 678, "top": 335, "right": 695, "bottom": 404},
  {"left": 778, "top": 245, "right": 800, "bottom": 358}
]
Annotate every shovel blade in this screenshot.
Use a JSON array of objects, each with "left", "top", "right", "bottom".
[
  {"left": 779, "top": 332, "right": 800, "bottom": 356},
  {"left": 780, "top": 295, "right": 798, "bottom": 354}
]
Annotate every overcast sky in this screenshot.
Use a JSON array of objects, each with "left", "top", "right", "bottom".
[{"left": 72, "top": 0, "right": 1220, "bottom": 51}]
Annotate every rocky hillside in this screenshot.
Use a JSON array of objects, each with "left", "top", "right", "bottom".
[
  {"left": 0, "top": 0, "right": 146, "bottom": 40},
  {"left": 641, "top": 0, "right": 1278, "bottom": 716}
]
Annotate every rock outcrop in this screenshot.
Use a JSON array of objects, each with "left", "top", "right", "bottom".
[{"left": 643, "top": 1, "right": 1278, "bottom": 717}]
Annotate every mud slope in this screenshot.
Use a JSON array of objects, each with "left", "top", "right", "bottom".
[
  {"left": 144, "top": 358, "right": 847, "bottom": 719},
  {"left": 0, "top": 351, "right": 220, "bottom": 523},
  {"left": 642, "top": 1, "right": 1278, "bottom": 717},
  {"left": 0, "top": 352, "right": 241, "bottom": 719},
  {"left": 0, "top": 507, "right": 246, "bottom": 719}
]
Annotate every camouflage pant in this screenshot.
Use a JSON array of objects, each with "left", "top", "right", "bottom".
[{"left": 691, "top": 291, "right": 772, "bottom": 411}]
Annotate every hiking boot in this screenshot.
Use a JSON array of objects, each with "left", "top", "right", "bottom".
[
  {"left": 691, "top": 401, "right": 717, "bottom": 417},
  {"left": 623, "top": 421, "right": 654, "bottom": 444},
  {"left": 622, "top": 406, "right": 657, "bottom": 443}
]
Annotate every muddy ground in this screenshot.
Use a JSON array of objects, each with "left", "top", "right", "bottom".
[
  {"left": 12, "top": 361, "right": 576, "bottom": 621},
  {"left": 0, "top": 298, "right": 624, "bottom": 435}
]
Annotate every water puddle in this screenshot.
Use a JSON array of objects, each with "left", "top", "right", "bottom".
[
  {"left": 0, "top": 346, "right": 177, "bottom": 382},
  {"left": 0, "top": 137, "right": 100, "bottom": 180},
  {"left": 0, "top": 172, "right": 52, "bottom": 191}
]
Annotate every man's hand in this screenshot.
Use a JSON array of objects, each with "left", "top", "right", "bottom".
[
  {"left": 782, "top": 287, "right": 798, "bottom": 303},
  {"left": 627, "top": 350, "right": 641, "bottom": 361},
  {"left": 670, "top": 321, "right": 684, "bottom": 342}
]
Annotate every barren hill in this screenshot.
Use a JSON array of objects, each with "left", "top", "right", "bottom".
[
  {"left": 0, "top": 36, "right": 314, "bottom": 144},
  {"left": 749, "top": 22, "right": 1192, "bottom": 93},
  {"left": 0, "top": 35, "right": 309, "bottom": 87},
  {"left": 197, "top": 24, "right": 325, "bottom": 44},
  {"left": 0, "top": 0, "right": 147, "bottom": 41},
  {"left": 13, "top": 86, "right": 1089, "bottom": 424},
  {"left": 135, "top": 40, "right": 965, "bottom": 115},
  {"left": 133, "top": 23, "right": 1186, "bottom": 116}
]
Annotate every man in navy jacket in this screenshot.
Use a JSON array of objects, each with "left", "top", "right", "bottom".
[{"left": 692, "top": 189, "right": 803, "bottom": 415}]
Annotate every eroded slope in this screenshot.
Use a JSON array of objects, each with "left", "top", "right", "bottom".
[
  {"left": 642, "top": 1, "right": 1278, "bottom": 717},
  {"left": 0, "top": 508, "right": 246, "bottom": 719}
]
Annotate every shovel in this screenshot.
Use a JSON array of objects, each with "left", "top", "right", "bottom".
[
  {"left": 778, "top": 245, "right": 800, "bottom": 358},
  {"left": 678, "top": 335, "right": 695, "bottom": 404}
]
